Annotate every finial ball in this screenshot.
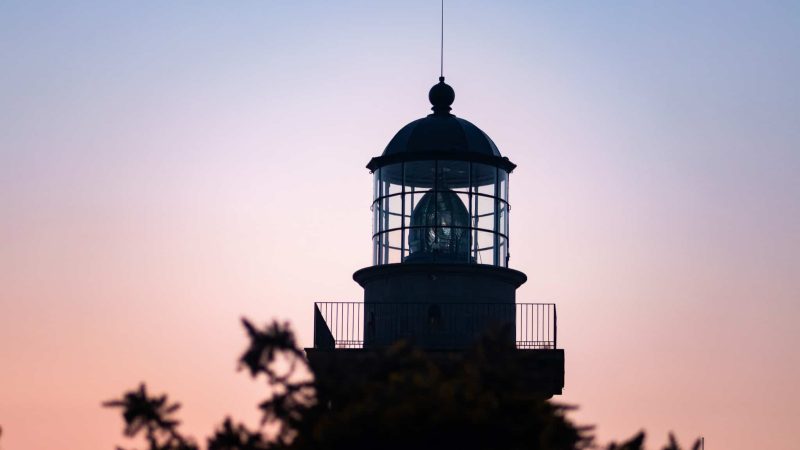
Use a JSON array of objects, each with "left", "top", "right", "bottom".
[{"left": 429, "top": 77, "right": 455, "bottom": 114}]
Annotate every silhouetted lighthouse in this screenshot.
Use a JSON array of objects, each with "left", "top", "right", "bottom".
[{"left": 306, "top": 78, "right": 564, "bottom": 397}]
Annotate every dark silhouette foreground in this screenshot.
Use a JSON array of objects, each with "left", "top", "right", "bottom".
[{"left": 104, "top": 319, "right": 700, "bottom": 450}]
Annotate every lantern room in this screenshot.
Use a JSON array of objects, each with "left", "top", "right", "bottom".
[{"left": 368, "top": 77, "right": 516, "bottom": 267}]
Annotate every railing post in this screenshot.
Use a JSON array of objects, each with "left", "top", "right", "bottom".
[
  {"left": 553, "top": 304, "right": 557, "bottom": 349},
  {"left": 312, "top": 302, "right": 316, "bottom": 347}
]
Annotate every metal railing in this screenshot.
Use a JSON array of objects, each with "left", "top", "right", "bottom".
[{"left": 313, "top": 302, "right": 556, "bottom": 350}]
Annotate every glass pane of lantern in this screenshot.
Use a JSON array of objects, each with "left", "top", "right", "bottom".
[
  {"left": 471, "top": 163, "right": 497, "bottom": 191},
  {"left": 379, "top": 163, "right": 404, "bottom": 186},
  {"left": 373, "top": 168, "right": 380, "bottom": 202},
  {"left": 457, "top": 192, "right": 471, "bottom": 220},
  {"left": 497, "top": 236, "right": 508, "bottom": 267},
  {"left": 497, "top": 199, "right": 507, "bottom": 239},
  {"left": 475, "top": 230, "right": 497, "bottom": 265},
  {"left": 381, "top": 177, "right": 393, "bottom": 205},
  {"left": 498, "top": 170, "right": 509, "bottom": 203},
  {"left": 476, "top": 249, "right": 494, "bottom": 266},
  {"left": 375, "top": 198, "right": 385, "bottom": 235},
  {"left": 405, "top": 189, "right": 426, "bottom": 221},
  {"left": 404, "top": 160, "right": 436, "bottom": 189},
  {"left": 372, "top": 202, "right": 378, "bottom": 236},
  {"left": 388, "top": 204, "right": 402, "bottom": 230},
  {"left": 375, "top": 236, "right": 383, "bottom": 265},
  {"left": 401, "top": 193, "right": 413, "bottom": 228},
  {"left": 388, "top": 230, "right": 402, "bottom": 264},
  {"left": 475, "top": 229, "right": 494, "bottom": 251},
  {"left": 382, "top": 231, "right": 392, "bottom": 264},
  {"left": 474, "top": 195, "right": 495, "bottom": 228},
  {"left": 437, "top": 160, "right": 470, "bottom": 192}
]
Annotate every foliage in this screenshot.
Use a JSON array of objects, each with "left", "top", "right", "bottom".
[
  {"left": 103, "top": 384, "right": 197, "bottom": 450},
  {"left": 105, "top": 319, "right": 701, "bottom": 450}
]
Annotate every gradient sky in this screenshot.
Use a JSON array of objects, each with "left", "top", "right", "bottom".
[{"left": 1, "top": 1, "right": 799, "bottom": 449}]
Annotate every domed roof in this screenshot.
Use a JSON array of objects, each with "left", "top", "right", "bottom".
[
  {"left": 366, "top": 77, "right": 516, "bottom": 173},
  {"left": 383, "top": 116, "right": 501, "bottom": 157},
  {"left": 382, "top": 77, "right": 501, "bottom": 158}
]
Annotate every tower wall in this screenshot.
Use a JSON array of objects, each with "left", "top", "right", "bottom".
[{"left": 353, "top": 263, "right": 526, "bottom": 349}]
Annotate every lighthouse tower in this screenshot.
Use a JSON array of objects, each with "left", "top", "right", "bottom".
[{"left": 306, "top": 78, "right": 564, "bottom": 397}]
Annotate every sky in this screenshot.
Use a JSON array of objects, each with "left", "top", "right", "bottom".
[{"left": 1, "top": 1, "right": 799, "bottom": 449}]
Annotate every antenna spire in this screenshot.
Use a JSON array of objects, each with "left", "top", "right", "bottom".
[
  {"left": 429, "top": 0, "right": 454, "bottom": 116},
  {"left": 440, "top": 0, "right": 444, "bottom": 78}
]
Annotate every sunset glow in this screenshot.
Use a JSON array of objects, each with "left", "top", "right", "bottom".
[{"left": 1, "top": 1, "right": 799, "bottom": 449}]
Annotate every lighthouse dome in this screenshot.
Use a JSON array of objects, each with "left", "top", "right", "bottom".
[{"left": 382, "top": 77, "right": 502, "bottom": 159}]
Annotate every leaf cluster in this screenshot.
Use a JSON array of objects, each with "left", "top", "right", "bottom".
[{"left": 103, "top": 384, "right": 197, "bottom": 450}]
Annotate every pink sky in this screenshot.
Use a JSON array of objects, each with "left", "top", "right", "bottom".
[{"left": 1, "top": 2, "right": 799, "bottom": 449}]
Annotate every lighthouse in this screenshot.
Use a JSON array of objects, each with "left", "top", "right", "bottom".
[{"left": 306, "top": 78, "right": 564, "bottom": 397}]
